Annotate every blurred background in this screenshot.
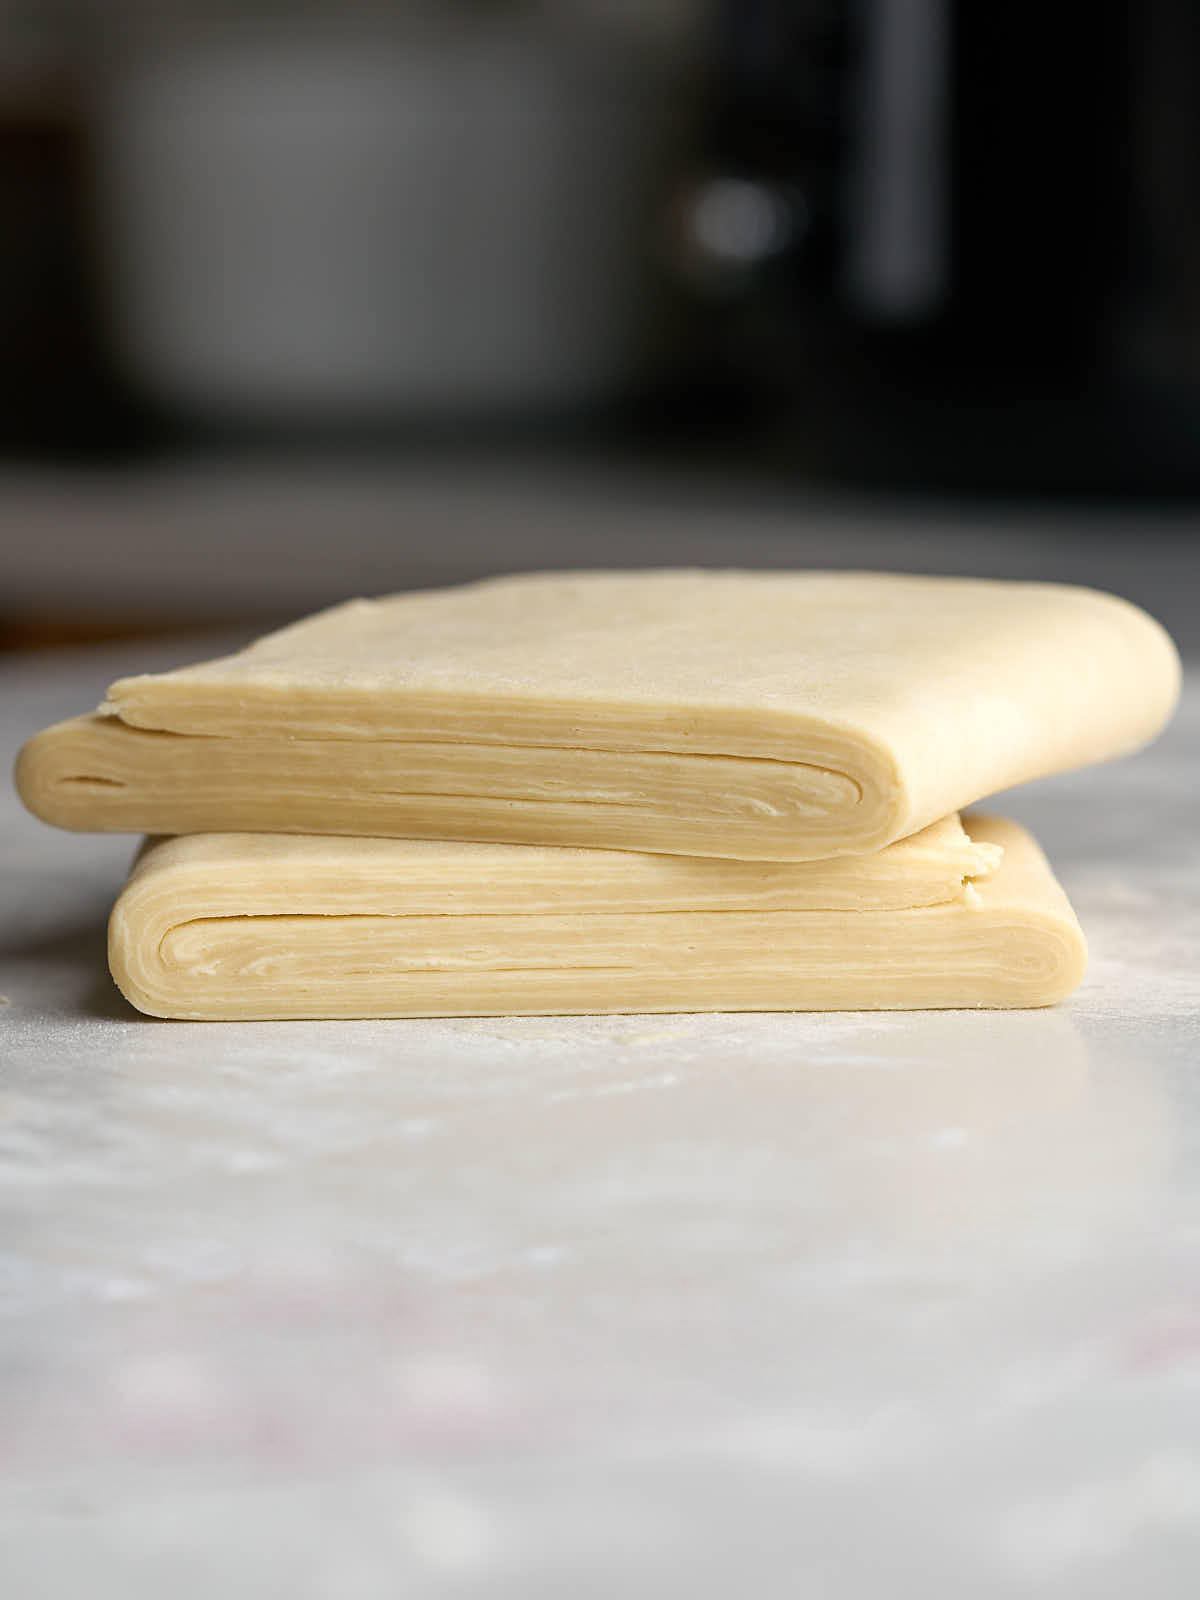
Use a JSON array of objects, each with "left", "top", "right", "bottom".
[{"left": 1, "top": 0, "right": 1198, "bottom": 653}]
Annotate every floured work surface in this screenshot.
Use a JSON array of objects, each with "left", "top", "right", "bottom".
[
  {"left": 17, "top": 571, "right": 1179, "bottom": 860},
  {"left": 108, "top": 815, "right": 1086, "bottom": 1019}
]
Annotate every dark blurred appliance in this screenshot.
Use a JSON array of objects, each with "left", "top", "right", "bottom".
[
  {"left": 0, "top": 73, "right": 131, "bottom": 456},
  {"left": 681, "top": 0, "right": 1200, "bottom": 494}
]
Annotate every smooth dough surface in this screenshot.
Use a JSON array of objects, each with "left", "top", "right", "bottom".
[
  {"left": 108, "top": 815, "right": 1086, "bottom": 1019},
  {"left": 18, "top": 571, "right": 1179, "bottom": 860}
]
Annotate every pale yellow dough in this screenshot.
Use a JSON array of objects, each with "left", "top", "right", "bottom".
[
  {"left": 18, "top": 571, "right": 1178, "bottom": 860},
  {"left": 108, "top": 815, "right": 1086, "bottom": 1019}
]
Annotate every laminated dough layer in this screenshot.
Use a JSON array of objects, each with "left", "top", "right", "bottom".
[
  {"left": 108, "top": 815, "right": 1086, "bottom": 1019},
  {"left": 19, "top": 571, "right": 1179, "bottom": 860}
]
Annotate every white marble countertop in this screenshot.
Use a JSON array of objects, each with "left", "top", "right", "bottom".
[{"left": 2, "top": 635, "right": 1199, "bottom": 1598}]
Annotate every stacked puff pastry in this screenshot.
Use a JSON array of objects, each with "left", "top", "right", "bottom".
[{"left": 16, "top": 571, "right": 1180, "bottom": 1019}]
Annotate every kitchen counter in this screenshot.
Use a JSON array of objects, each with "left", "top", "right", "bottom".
[
  {"left": 2, "top": 635, "right": 1199, "bottom": 1598},
  {"left": 2, "top": 455, "right": 1200, "bottom": 654}
]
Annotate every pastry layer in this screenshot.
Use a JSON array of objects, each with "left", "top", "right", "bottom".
[
  {"left": 108, "top": 815, "right": 1086, "bottom": 1019},
  {"left": 18, "top": 572, "right": 1179, "bottom": 859}
]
